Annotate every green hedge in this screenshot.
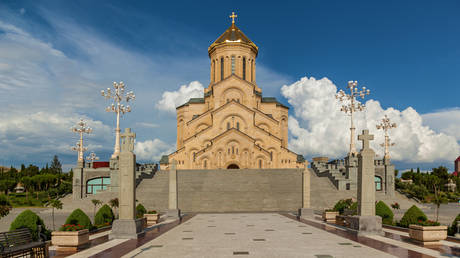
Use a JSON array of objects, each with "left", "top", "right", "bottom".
[
  {"left": 94, "top": 204, "right": 114, "bottom": 226},
  {"left": 63, "top": 208, "right": 93, "bottom": 230},
  {"left": 398, "top": 205, "right": 427, "bottom": 228},
  {"left": 136, "top": 204, "right": 147, "bottom": 218},
  {"left": 448, "top": 213, "right": 460, "bottom": 236},
  {"left": 9, "top": 209, "right": 49, "bottom": 240},
  {"left": 375, "top": 201, "right": 394, "bottom": 225}
]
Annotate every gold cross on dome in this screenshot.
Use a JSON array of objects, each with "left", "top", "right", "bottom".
[{"left": 229, "top": 12, "right": 237, "bottom": 24}]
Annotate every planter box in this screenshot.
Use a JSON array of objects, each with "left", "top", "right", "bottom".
[
  {"left": 408, "top": 225, "right": 447, "bottom": 246},
  {"left": 144, "top": 213, "right": 159, "bottom": 225},
  {"left": 322, "top": 211, "right": 339, "bottom": 223},
  {"left": 51, "top": 229, "right": 89, "bottom": 251}
]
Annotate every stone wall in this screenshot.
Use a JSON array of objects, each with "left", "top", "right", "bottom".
[{"left": 136, "top": 169, "right": 303, "bottom": 212}]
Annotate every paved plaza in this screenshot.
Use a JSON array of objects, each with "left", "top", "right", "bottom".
[
  {"left": 122, "top": 213, "right": 392, "bottom": 258},
  {"left": 50, "top": 212, "right": 459, "bottom": 258}
]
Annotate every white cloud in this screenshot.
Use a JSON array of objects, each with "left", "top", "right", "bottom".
[
  {"left": 422, "top": 108, "right": 460, "bottom": 141},
  {"left": 134, "top": 139, "right": 175, "bottom": 161},
  {"left": 156, "top": 81, "right": 204, "bottom": 114},
  {"left": 0, "top": 111, "right": 112, "bottom": 161},
  {"left": 135, "top": 122, "right": 159, "bottom": 128},
  {"left": 282, "top": 76, "right": 460, "bottom": 163}
]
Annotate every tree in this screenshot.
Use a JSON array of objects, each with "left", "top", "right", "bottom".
[
  {"left": 50, "top": 155, "right": 62, "bottom": 174},
  {"left": 430, "top": 175, "right": 448, "bottom": 222},
  {"left": 91, "top": 199, "right": 102, "bottom": 222},
  {"left": 0, "top": 194, "right": 12, "bottom": 218},
  {"left": 109, "top": 198, "right": 119, "bottom": 219},
  {"left": 394, "top": 169, "right": 399, "bottom": 178},
  {"left": 46, "top": 199, "right": 63, "bottom": 230}
]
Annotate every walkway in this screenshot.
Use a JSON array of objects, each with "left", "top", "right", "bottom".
[{"left": 51, "top": 213, "right": 460, "bottom": 258}]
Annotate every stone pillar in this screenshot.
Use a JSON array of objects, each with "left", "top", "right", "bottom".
[
  {"left": 384, "top": 157, "right": 395, "bottom": 197},
  {"left": 72, "top": 160, "right": 84, "bottom": 200},
  {"left": 110, "top": 128, "right": 145, "bottom": 239},
  {"left": 109, "top": 157, "right": 119, "bottom": 192},
  {"left": 299, "top": 166, "right": 314, "bottom": 218},
  {"left": 346, "top": 129, "right": 383, "bottom": 236},
  {"left": 167, "top": 160, "right": 180, "bottom": 218}
]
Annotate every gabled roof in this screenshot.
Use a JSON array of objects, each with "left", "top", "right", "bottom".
[
  {"left": 176, "top": 98, "right": 205, "bottom": 109},
  {"left": 159, "top": 155, "right": 169, "bottom": 164},
  {"left": 261, "top": 97, "right": 289, "bottom": 109}
]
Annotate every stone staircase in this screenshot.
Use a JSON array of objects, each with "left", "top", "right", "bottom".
[
  {"left": 309, "top": 168, "right": 423, "bottom": 210},
  {"left": 311, "top": 162, "right": 351, "bottom": 190},
  {"left": 61, "top": 167, "right": 422, "bottom": 214}
]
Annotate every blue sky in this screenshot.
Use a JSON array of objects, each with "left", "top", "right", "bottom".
[{"left": 0, "top": 0, "right": 459, "bottom": 172}]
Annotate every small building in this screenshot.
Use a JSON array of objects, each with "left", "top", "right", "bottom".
[{"left": 14, "top": 183, "right": 25, "bottom": 193}]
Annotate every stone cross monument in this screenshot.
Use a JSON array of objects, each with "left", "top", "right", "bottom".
[
  {"left": 110, "top": 128, "right": 145, "bottom": 239},
  {"left": 346, "top": 129, "right": 383, "bottom": 236},
  {"left": 357, "top": 129, "right": 375, "bottom": 216}
]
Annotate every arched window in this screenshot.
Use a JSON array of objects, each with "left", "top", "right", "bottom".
[
  {"left": 87, "top": 177, "right": 111, "bottom": 194},
  {"left": 236, "top": 148, "right": 238, "bottom": 154},
  {"left": 236, "top": 122, "right": 240, "bottom": 130},
  {"left": 232, "top": 146, "right": 234, "bottom": 154},
  {"left": 221, "top": 57, "right": 224, "bottom": 80},
  {"left": 375, "top": 176, "right": 382, "bottom": 191},
  {"left": 227, "top": 122, "right": 230, "bottom": 130},
  {"left": 259, "top": 159, "right": 262, "bottom": 168},
  {"left": 212, "top": 60, "right": 215, "bottom": 82},
  {"left": 231, "top": 55, "right": 235, "bottom": 74},
  {"left": 251, "top": 60, "right": 254, "bottom": 82},
  {"left": 204, "top": 160, "right": 207, "bottom": 168},
  {"left": 242, "top": 57, "right": 246, "bottom": 80}
]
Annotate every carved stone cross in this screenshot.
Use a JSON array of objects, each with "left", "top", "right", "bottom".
[
  {"left": 121, "top": 128, "right": 136, "bottom": 152},
  {"left": 358, "top": 129, "right": 374, "bottom": 150}
]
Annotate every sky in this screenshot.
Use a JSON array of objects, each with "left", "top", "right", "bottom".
[{"left": 0, "top": 0, "right": 459, "bottom": 172}]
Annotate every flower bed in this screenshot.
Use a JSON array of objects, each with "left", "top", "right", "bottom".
[
  {"left": 322, "top": 211, "right": 339, "bottom": 223},
  {"left": 51, "top": 225, "right": 89, "bottom": 251},
  {"left": 144, "top": 211, "right": 160, "bottom": 226},
  {"left": 408, "top": 224, "right": 447, "bottom": 246}
]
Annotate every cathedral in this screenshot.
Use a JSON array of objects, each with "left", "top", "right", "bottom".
[{"left": 162, "top": 14, "right": 305, "bottom": 170}]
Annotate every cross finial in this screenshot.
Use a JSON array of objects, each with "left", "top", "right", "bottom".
[
  {"left": 121, "top": 128, "right": 136, "bottom": 152},
  {"left": 229, "top": 12, "right": 237, "bottom": 24},
  {"left": 358, "top": 129, "right": 374, "bottom": 150}
]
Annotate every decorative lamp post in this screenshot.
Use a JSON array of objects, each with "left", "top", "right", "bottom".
[
  {"left": 71, "top": 119, "right": 92, "bottom": 162},
  {"left": 336, "top": 81, "right": 370, "bottom": 156},
  {"left": 101, "top": 81, "right": 135, "bottom": 159},
  {"left": 376, "top": 115, "right": 397, "bottom": 161},
  {"left": 86, "top": 152, "right": 99, "bottom": 163}
]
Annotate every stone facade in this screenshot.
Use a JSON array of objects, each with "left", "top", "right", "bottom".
[{"left": 163, "top": 20, "right": 304, "bottom": 170}]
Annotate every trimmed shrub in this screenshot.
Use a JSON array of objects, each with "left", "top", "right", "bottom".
[
  {"left": 9, "top": 209, "right": 49, "bottom": 240},
  {"left": 375, "top": 201, "right": 394, "bottom": 225},
  {"left": 94, "top": 204, "right": 114, "bottom": 226},
  {"left": 333, "top": 199, "right": 354, "bottom": 215},
  {"left": 398, "top": 205, "right": 427, "bottom": 228},
  {"left": 448, "top": 213, "right": 460, "bottom": 236},
  {"left": 63, "top": 208, "right": 92, "bottom": 230},
  {"left": 136, "top": 204, "right": 147, "bottom": 218}
]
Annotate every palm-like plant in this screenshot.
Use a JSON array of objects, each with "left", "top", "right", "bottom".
[
  {"left": 109, "top": 198, "right": 119, "bottom": 219},
  {"left": 46, "top": 199, "right": 63, "bottom": 230},
  {"left": 91, "top": 199, "right": 102, "bottom": 222}
]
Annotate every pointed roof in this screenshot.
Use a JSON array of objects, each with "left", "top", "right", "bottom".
[{"left": 208, "top": 23, "right": 258, "bottom": 56}]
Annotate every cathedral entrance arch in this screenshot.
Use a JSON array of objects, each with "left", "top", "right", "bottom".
[{"left": 227, "top": 164, "right": 239, "bottom": 169}]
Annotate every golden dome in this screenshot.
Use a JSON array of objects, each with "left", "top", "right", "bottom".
[{"left": 208, "top": 19, "right": 258, "bottom": 57}]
